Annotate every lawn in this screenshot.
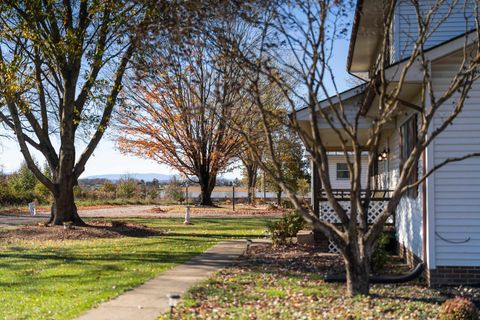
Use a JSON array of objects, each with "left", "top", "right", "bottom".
[
  {"left": 167, "top": 243, "right": 480, "bottom": 320},
  {"left": 0, "top": 217, "right": 271, "bottom": 320}
]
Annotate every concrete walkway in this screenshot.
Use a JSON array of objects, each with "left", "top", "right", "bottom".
[{"left": 76, "top": 240, "right": 247, "bottom": 320}]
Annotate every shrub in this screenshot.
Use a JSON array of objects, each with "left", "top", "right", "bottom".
[
  {"left": 439, "top": 297, "right": 478, "bottom": 320},
  {"left": 146, "top": 186, "right": 159, "bottom": 200},
  {"left": 266, "top": 211, "right": 306, "bottom": 245},
  {"left": 117, "top": 178, "right": 140, "bottom": 199},
  {"left": 371, "top": 232, "right": 390, "bottom": 273},
  {"left": 281, "top": 199, "right": 294, "bottom": 209},
  {"left": 164, "top": 179, "right": 184, "bottom": 203}
]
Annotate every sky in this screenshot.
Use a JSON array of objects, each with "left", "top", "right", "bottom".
[{"left": 0, "top": 11, "right": 354, "bottom": 179}]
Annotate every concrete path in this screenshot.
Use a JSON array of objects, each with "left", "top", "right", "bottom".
[{"left": 76, "top": 240, "right": 247, "bottom": 320}]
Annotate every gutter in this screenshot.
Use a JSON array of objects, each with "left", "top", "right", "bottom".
[{"left": 346, "top": 0, "right": 364, "bottom": 73}]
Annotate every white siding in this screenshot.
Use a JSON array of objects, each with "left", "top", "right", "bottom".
[
  {"left": 431, "top": 52, "right": 480, "bottom": 267},
  {"left": 327, "top": 155, "right": 368, "bottom": 189},
  {"left": 376, "top": 116, "right": 424, "bottom": 259},
  {"left": 393, "top": 0, "right": 475, "bottom": 62},
  {"left": 316, "top": 102, "right": 371, "bottom": 129}
]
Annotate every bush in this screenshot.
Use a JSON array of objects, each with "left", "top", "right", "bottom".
[
  {"left": 266, "top": 211, "right": 306, "bottom": 245},
  {"left": 146, "top": 186, "right": 159, "bottom": 200},
  {"left": 281, "top": 199, "right": 294, "bottom": 209},
  {"left": 116, "top": 178, "right": 140, "bottom": 199},
  {"left": 371, "top": 232, "right": 390, "bottom": 273},
  {"left": 439, "top": 297, "right": 478, "bottom": 320},
  {"left": 164, "top": 179, "right": 184, "bottom": 203}
]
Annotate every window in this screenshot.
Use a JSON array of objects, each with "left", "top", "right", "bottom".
[
  {"left": 400, "top": 115, "right": 418, "bottom": 198},
  {"left": 336, "top": 163, "right": 350, "bottom": 180}
]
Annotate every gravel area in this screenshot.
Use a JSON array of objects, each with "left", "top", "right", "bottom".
[{"left": 0, "top": 205, "right": 284, "bottom": 226}]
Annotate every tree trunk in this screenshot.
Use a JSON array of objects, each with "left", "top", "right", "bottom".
[
  {"left": 50, "top": 174, "right": 85, "bottom": 226},
  {"left": 245, "top": 163, "right": 258, "bottom": 205},
  {"left": 344, "top": 241, "right": 370, "bottom": 296},
  {"left": 198, "top": 171, "right": 215, "bottom": 206},
  {"left": 199, "top": 183, "right": 214, "bottom": 206},
  {"left": 277, "top": 190, "right": 282, "bottom": 206}
]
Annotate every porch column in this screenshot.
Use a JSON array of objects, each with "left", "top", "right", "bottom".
[{"left": 311, "top": 158, "right": 320, "bottom": 218}]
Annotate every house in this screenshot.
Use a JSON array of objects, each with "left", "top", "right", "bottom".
[
  {"left": 325, "top": 153, "right": 369, "bottom": 189},
  {"left": 297, "top": 0, "right": 480, "bottom": 286}
]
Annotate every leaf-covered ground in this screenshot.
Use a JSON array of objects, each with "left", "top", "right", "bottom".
[
  {"left": 0, "top": 217, "right": 271, "bottom": 320},
  {"left": 166, "top": 243, "right": 480, "bottom": 320}
]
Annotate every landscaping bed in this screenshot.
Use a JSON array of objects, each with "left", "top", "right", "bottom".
[
  {"left": 168, "top": 242, "right": 480, "bottom": 319},
  {"left": 0, "top": 220, "right": 163, "bottom": 242}
]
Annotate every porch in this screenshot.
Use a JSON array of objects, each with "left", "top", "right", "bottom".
[{"left": 314, "top": 188, "right": 394, "bottom": 253}]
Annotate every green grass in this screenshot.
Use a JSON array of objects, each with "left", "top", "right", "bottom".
[{"left": 0, "top": 217, "right": 271, "bottom": 320}]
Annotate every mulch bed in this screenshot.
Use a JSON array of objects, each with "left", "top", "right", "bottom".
[
  {"left": 246, "top": 242, "right": 344, "bottom": 274},
  {"left": 0, "top": 220, "right": 164, "bottom": 242}
]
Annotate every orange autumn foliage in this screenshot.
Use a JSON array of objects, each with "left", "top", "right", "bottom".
[{"left": 116, "top": 50, "right": 245, "bottom": 204}]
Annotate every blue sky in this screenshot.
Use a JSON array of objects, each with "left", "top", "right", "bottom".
[{"left": 0, "top": 12, "right": 354, "bottom": 178}]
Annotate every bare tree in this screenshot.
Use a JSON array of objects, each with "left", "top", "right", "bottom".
[
  {"left": 0, "top": 1, "right": 151, "bottom": 225},
  {"left": 225, "top": 0, "right": 480, "bottom": 295}
]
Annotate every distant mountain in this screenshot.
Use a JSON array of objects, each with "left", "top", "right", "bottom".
[{"left": 81, "top": 173, "right": 175, "bottom": 182}]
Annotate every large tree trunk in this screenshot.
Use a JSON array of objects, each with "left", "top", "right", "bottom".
[
  {"left": 246, "top": 163, "right": 258, "bottom": 205},
  {"left": 199, "top": 183, "right": 214, "bottom": 206},
  {"left": 51, "top": 185, "right": 84, "bottom": 225},
  {"left": 344, "top": 241, "right": 370, "bottom": 296},
  {"left": 50, "top": 142, "right": 85, "bottom": 226},
  {"left": 198, "top": 170, "right": 215, "bottom": 206}
]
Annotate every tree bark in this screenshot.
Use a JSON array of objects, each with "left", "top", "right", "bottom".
[
  {"left": 199, "top": 183, "right": 214, "bottom": 206},
  {"left": 51, "top": 189, "right": 84, "bottom": 226},
  {"left": 277, "top": 190, "right": 282, "bottom": 206},
  {"left": 344, "top": 241, "right": 370, "bottom": 296},
  {"left": 198, "top": 171, "right": 215, "bottom": 206},
  {"left": 246, "top": 163, "right": 258, "bottom": 205}
]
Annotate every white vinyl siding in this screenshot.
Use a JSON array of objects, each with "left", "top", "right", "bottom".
[
  {"left": 327, "top": 155, "right": 368, "bottom": 189},
  {"left": 316, "top": 102, "right": 372, "bottom": 129},
  {"left": 431, "top": 51, "right": 480, "bottom": 267},
  {"left": 377, "top": 115, "right": 424, "bottom": 260},
  {"left": 393, "top": 0, "right": 475, "bottom": 63}
]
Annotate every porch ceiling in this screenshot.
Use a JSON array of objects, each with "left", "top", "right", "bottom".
[{"left": 296, "top": 82, "right": 422, "bottom": 151}]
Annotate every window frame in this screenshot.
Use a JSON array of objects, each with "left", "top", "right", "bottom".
[
  {"left": 336, "top": 162, "right": 350, "bottom": 180},
  {"left": 400, "top": 115, "right": 418, "bottom": 198}
]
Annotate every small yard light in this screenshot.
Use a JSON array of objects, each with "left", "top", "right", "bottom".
[
  {"left": 167, "top": 293, "right": 181, "bottom": 317},
  {"left": 246, "top": 239, "right": 252, "bottom": 254}
]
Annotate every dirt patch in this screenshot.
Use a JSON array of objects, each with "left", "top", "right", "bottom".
[
  {"left": 0, "top": 220, "right": 164, "bottom": 242},
  {"left": 147, "top": 205, "right": 285, "bottom": 216},
  {"left": 146, "top": 207, "right": 169, "bottom": 213}
]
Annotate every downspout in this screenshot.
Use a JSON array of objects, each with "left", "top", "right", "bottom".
[{"left": 422, "top": 149, "right": 427, "bottom": 263}]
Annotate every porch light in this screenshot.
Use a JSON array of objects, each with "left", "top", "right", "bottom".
[
  {"left": 382, "top": 148, "right": 390, "bottom": 160},
  {"left": 167, "top": 293, "right": 181, "bottom": 316},
  {"left": 378, "top": 148, "right": 390, "bottom": 161}
]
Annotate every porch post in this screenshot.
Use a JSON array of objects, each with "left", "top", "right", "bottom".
[
  {"left": 311, "top": 158, "right": 320, "bottom": 218},
  {"left": 311, "top": 158, "right": 323, "bottom": 247}
]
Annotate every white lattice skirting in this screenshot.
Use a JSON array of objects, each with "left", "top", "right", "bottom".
[{"left": 320, "top": 200, "right": 393, "bottom": 253}]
